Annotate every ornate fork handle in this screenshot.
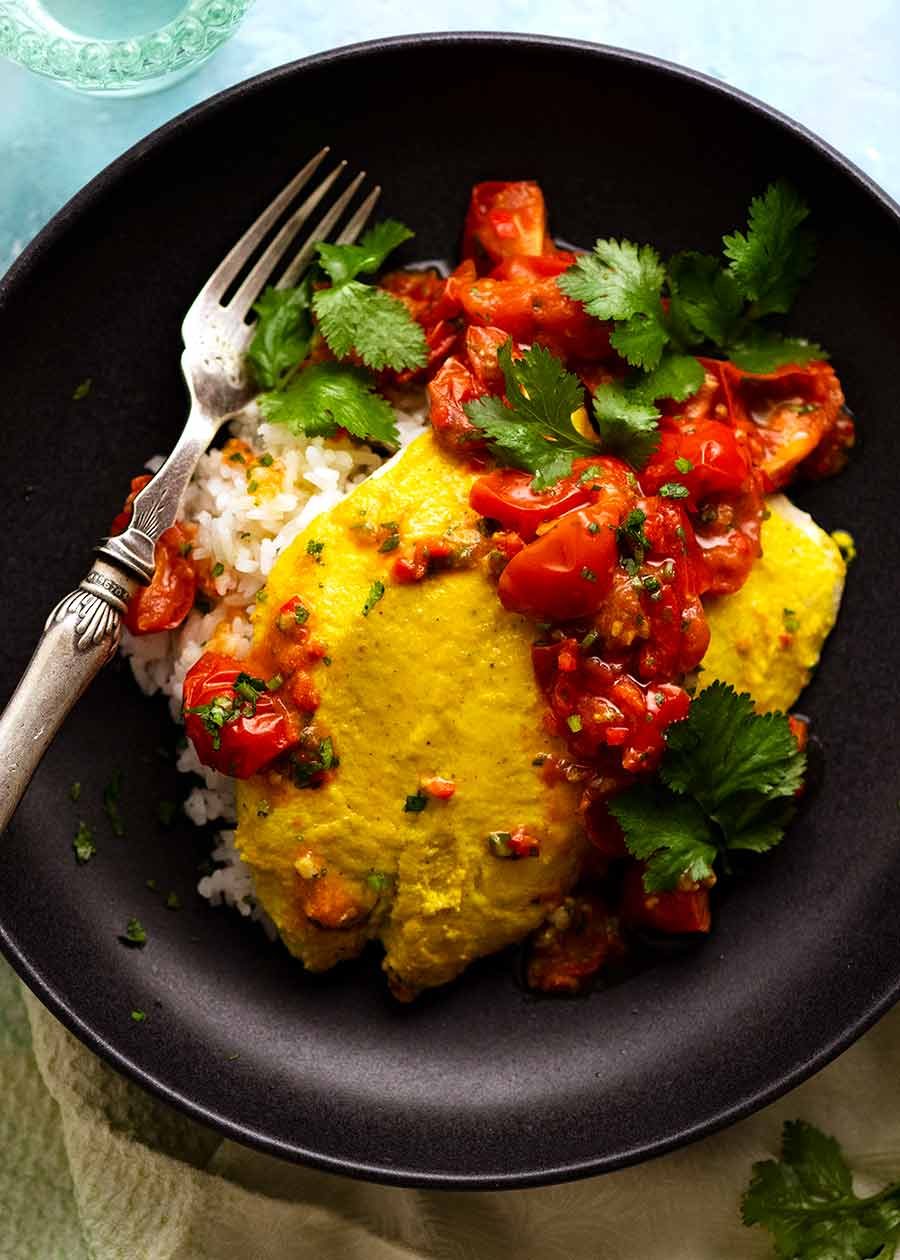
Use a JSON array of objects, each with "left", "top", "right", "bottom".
[{"left": 0, "top": 560, "right": 138, "bottom": 833}]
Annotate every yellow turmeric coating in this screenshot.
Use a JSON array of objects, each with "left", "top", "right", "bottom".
[{"left": 235, "top": 431, "right": 585, "bottom": 997}]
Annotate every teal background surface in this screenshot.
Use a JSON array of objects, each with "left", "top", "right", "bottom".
[{"left": 1, "top": 1, "right": 898, "bottom": 272}]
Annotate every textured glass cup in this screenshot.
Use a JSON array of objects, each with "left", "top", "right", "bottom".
[{"left": 0, "top": 0, "right": 254, "bottom": 94}]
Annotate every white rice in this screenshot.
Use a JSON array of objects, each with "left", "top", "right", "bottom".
[{"left": 121, "top": 398, "right": 428, "bottom": 924}]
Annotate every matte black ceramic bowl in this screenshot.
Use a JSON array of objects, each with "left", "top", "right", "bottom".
[{"left": 1, "top": 34, "right": 899, "bottom": 1189}]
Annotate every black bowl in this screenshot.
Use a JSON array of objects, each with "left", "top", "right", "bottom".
[{"left": 1, "top": 33, "right": 899, "bottom": 1189}]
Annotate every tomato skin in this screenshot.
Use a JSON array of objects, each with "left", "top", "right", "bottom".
[
  {"left": 464, "top": 325, "right": 520, "bottom": 391},
  {"left": 124, "top": 526, "right": 197, "bottom": 634},
  {"left": 182, "top": 652, "right": 300, "bottom": 778},
  {"left": 427, "top": 355, "right": 489, "bottom": 455},
  {"left": 112, "top": 473, "right": 198, "bottom": 635},
  {"left": 489, "top": 251, "right": 576, "bottom": 281},
  {"left": 499, "top": 503, "right": 624, "bottom": 621},
  {"left": 641, "top": 420, "right": 751, "bottom": 509},
  {"left": 462, "top": 181, "right": 549, "bottom": 268},
  {"left": 378, "top": 268, "right": 461, "bottom": 380},
  {"left": 469, "top": 464, "right": 596, "bottom": 541},
  {"left": 620, "top": 863, "right": 711, "bottom": 934},
  {"left": 458, "top": 274, "right": 612, "bottom": 363}
]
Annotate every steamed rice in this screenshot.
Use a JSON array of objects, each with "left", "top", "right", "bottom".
[{"left": 121, "top": 399, "right": 428, "bottom": 923}]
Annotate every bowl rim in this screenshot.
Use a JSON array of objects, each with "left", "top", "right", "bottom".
[{"left": 2, "top": 31, "right": 900, "bottom": 1188}]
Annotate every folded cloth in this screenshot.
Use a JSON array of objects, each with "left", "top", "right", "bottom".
[{"left": 3, "top": 956, "right": 900, "bottom": 1260}]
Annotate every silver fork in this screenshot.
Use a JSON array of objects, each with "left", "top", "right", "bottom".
[{"left": 0, "top": 149, "right": 380, "bottom": 833}]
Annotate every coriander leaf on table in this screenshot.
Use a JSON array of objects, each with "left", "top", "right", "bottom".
[
  {"left": 247, "top": 277, "right": 314, "bottom": 390},
  {"left": 463, "top": 341, "right": 595, "bottom": 490},
  {"left": 728, "top": 328, "right": 829, "bottom": 374},
  {"left": 723, "top": 179, "right": 816, "bottom": 318},
  {"left": 313, "top": 282, "right": 427, "bottom": 372},
  {"left": 742, "top": 1120, "right": 900, "bottom": 1260},
  {"left": 613, "top": 682, "right": 806, "bottom": 890},
  {"left": 258, "top": 362, "right": 400, "bottom": 445},
  {"left": 609, "top": 785, "right": 717, "bottom": 892}
]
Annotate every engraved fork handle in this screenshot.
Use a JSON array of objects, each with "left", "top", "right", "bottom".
[{"left": 0, "top": 561, "right": 137, "bottom": 833}]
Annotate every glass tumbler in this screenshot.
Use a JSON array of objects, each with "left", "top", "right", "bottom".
[{"left": 0, "top": 0, "right": 255, "bottom": 95}]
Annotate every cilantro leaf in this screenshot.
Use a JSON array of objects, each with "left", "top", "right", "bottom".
[
  {"left": 638, "top": 352, "right": 706, "bottom": 403},
  {"left": 258, "top": 362, "right": 400, "bottom": 446},
  {"left": 728, "top": 328, "right": 829, "bottom": 374},
  {"left": 73, "top": 821, "right": 95, "bottom": 864},
  {"left": 723, "top": 180, "right": 816, "bottom": 317},
  {"left": 668, "top": 251, "right": 744, "bottom": 346},
  {"left": 591, "top": 355, "right": 702, "bottom": 470},
  {"left": 463, "top": 341, "right": 595, "bottom": 490},
  {"left": 613, "top": 682, "right": 806, "bottom": 890},
  {"left": 663, "top": 682, "right": 806, "bottom": 824},
  {"left": 313, "top": 282, "right": 427, "bottom": 372},
  {"left": 315, "top": 219, "right": 414, "bottom": 286},
  {"left": 609, "top": 786, "right": 717, "bottom": 892},
  {"left": 592, "top": 385, "right": 660, "bottom": 469},
  {"left": 559, "top": 238, "right": 666, "bottom": 320},
  {"left": 742, "top": 1120, "right": 900, "bottom": 1260},
  {"left": 559, "top": 239, "right": 669, "bottom": 370},
  {"left": 247, "top": 276, "right": 314, "bottom": 390}
]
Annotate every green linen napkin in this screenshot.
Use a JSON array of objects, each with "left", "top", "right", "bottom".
[{"left": 4, "top": 953, "right": 900, "bottom": 1260}]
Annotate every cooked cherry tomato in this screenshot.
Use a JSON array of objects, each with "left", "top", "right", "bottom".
[
  {"left": 182, "top": 652, "right": 300, "bottom": 778},
  {"left": 641, "top": 419, "right": 751, "bottom": 509},
  {"left": 464, "top": 325, "right": 520, "bottom": 391},
  {"left": 427, "top": 356, "right": 488, "bottom": 455},
  {"left": 378, "top": 268, "right": 461, "bottom": 380},
  {"left": 469, "top": 461, "right": 600, "bottom": 540},
  {"left": 489, "top": 251, "right": 576, "bottom": 281},
  {"left": 458, "top": 274, "right": 612, "bottom": 363},
  {"left": 526, "top": 895, "right": 623, "bottom": 994},
  {"left": 499, "top": 502, "right": 625, "bottom": 620},
  {"left": 112, "top": 473, "right": 198, "bottom": 635},
  {"left": 701, "top": 357, "right": 849, "bottom": 491},
  {"left": 462, "top": 181, "right": 549, "bottom": 268},
  {"left": 620, "top": 863, "right": 711, "bottom": 934}
]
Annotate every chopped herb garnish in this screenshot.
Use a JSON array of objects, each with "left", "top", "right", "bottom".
[
  {"left": 581, "top": 566, "right": 597, "bottom": 582},
  {"left": 580, "top": 629, "right": 599, "bottom": 651},
  {"left": 567, "top": 714, "right": 583, "bottom": 733},
  {"left": 72, "top": 378, "right": 92, "bottom": 401},
  {"left": 255, "top": 590, "right": 268, "bottom": 604},
  {"left": 131, "top": 1009, "right": 147, "bottom": 1022},
  {"left": 266, "top": 674, "right": 283, "bottom": 691},
  {"left": 579, "top": 464, "right": 604, "bottom": 485},
  {"left": 587, "top": 521, "right": 600, "bottom": 535},
  {"left": 294, "top": 603, "right": 310, "bottom": 625},
  {"left": 362, "top": 580, "right": 385, "bottom": 617},
  {"left": 247, "top": 480, "right": 259, "bottom": 493},
  {"left": 69, "top": 781, "right": 81, "bottom": 802},
  {"left": 157, "top": 800, "right": 177, "bottom": 827},
  {"left": 229, "top": 451, "right": 245, "bottom": 463},
  {"left": 256, "top": 800, "right": 270, "bottom": 818},
  {"left": 165, "top": 891, "right": 181, "bottom": 911},
  {"left": 103, "top": 771, "right": 125, "bottom": 838},
  {"left": 616, "top": 508, "right": 650, "bottom": 567},
  {"left": 211, "top": 561, "right": 225, "bottom": 578},
  {"left": 178, "top": 541, "right": 193, "bottom": 557},
  {"left": 378, "top": 534, "right": 401, "bottom": 553},
  {"left": 120, "top": 918, "right": 147, "bottom": 948},
  {"left": 674, "top": 456, "right": 694, "bottom": 474},
  {"left": 322, "top": 655, "right": 332, "bottom": 666},
  {"left": 783, "top": 608, "right": 800, "bottom": 634},
  {"left": 487, "top": 831, "right": 514, "bottom": 857},
  {"left": 258, "top": 452, "right": 274, "bottom": 467},
  {"left": 659, "top": 482, "right": 690, "bottom": 499},
  {"left": 641, "top": 574, "right": 663, "bottom": 598},
  {"left": 73, "top": 821, "right": 95, "bottom": 864},
  {"left": 306, "top": 539, "right": 325, "bottom": 563},
  {"left": 404, "top": 791, "right": 428, "bottom": 814},
  {"left": 366, "top": 870, "right": 393, "bottom": 892}
]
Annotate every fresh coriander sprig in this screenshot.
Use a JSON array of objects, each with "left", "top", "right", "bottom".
[
  {"left": 463, "top": 341, "right": 596, "bottom": 490},
  {"left": 559, "top": 180, "right": 827, "bottom": 380},
  {"left": 248, "top": 219, "right": 422, "bottom": 447},
  {"left": 742, "top": 1120, "right": 900, "bottom": 1259},
  {"left": 609, "top": 682, "right": 806, "bottom": 891}
]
